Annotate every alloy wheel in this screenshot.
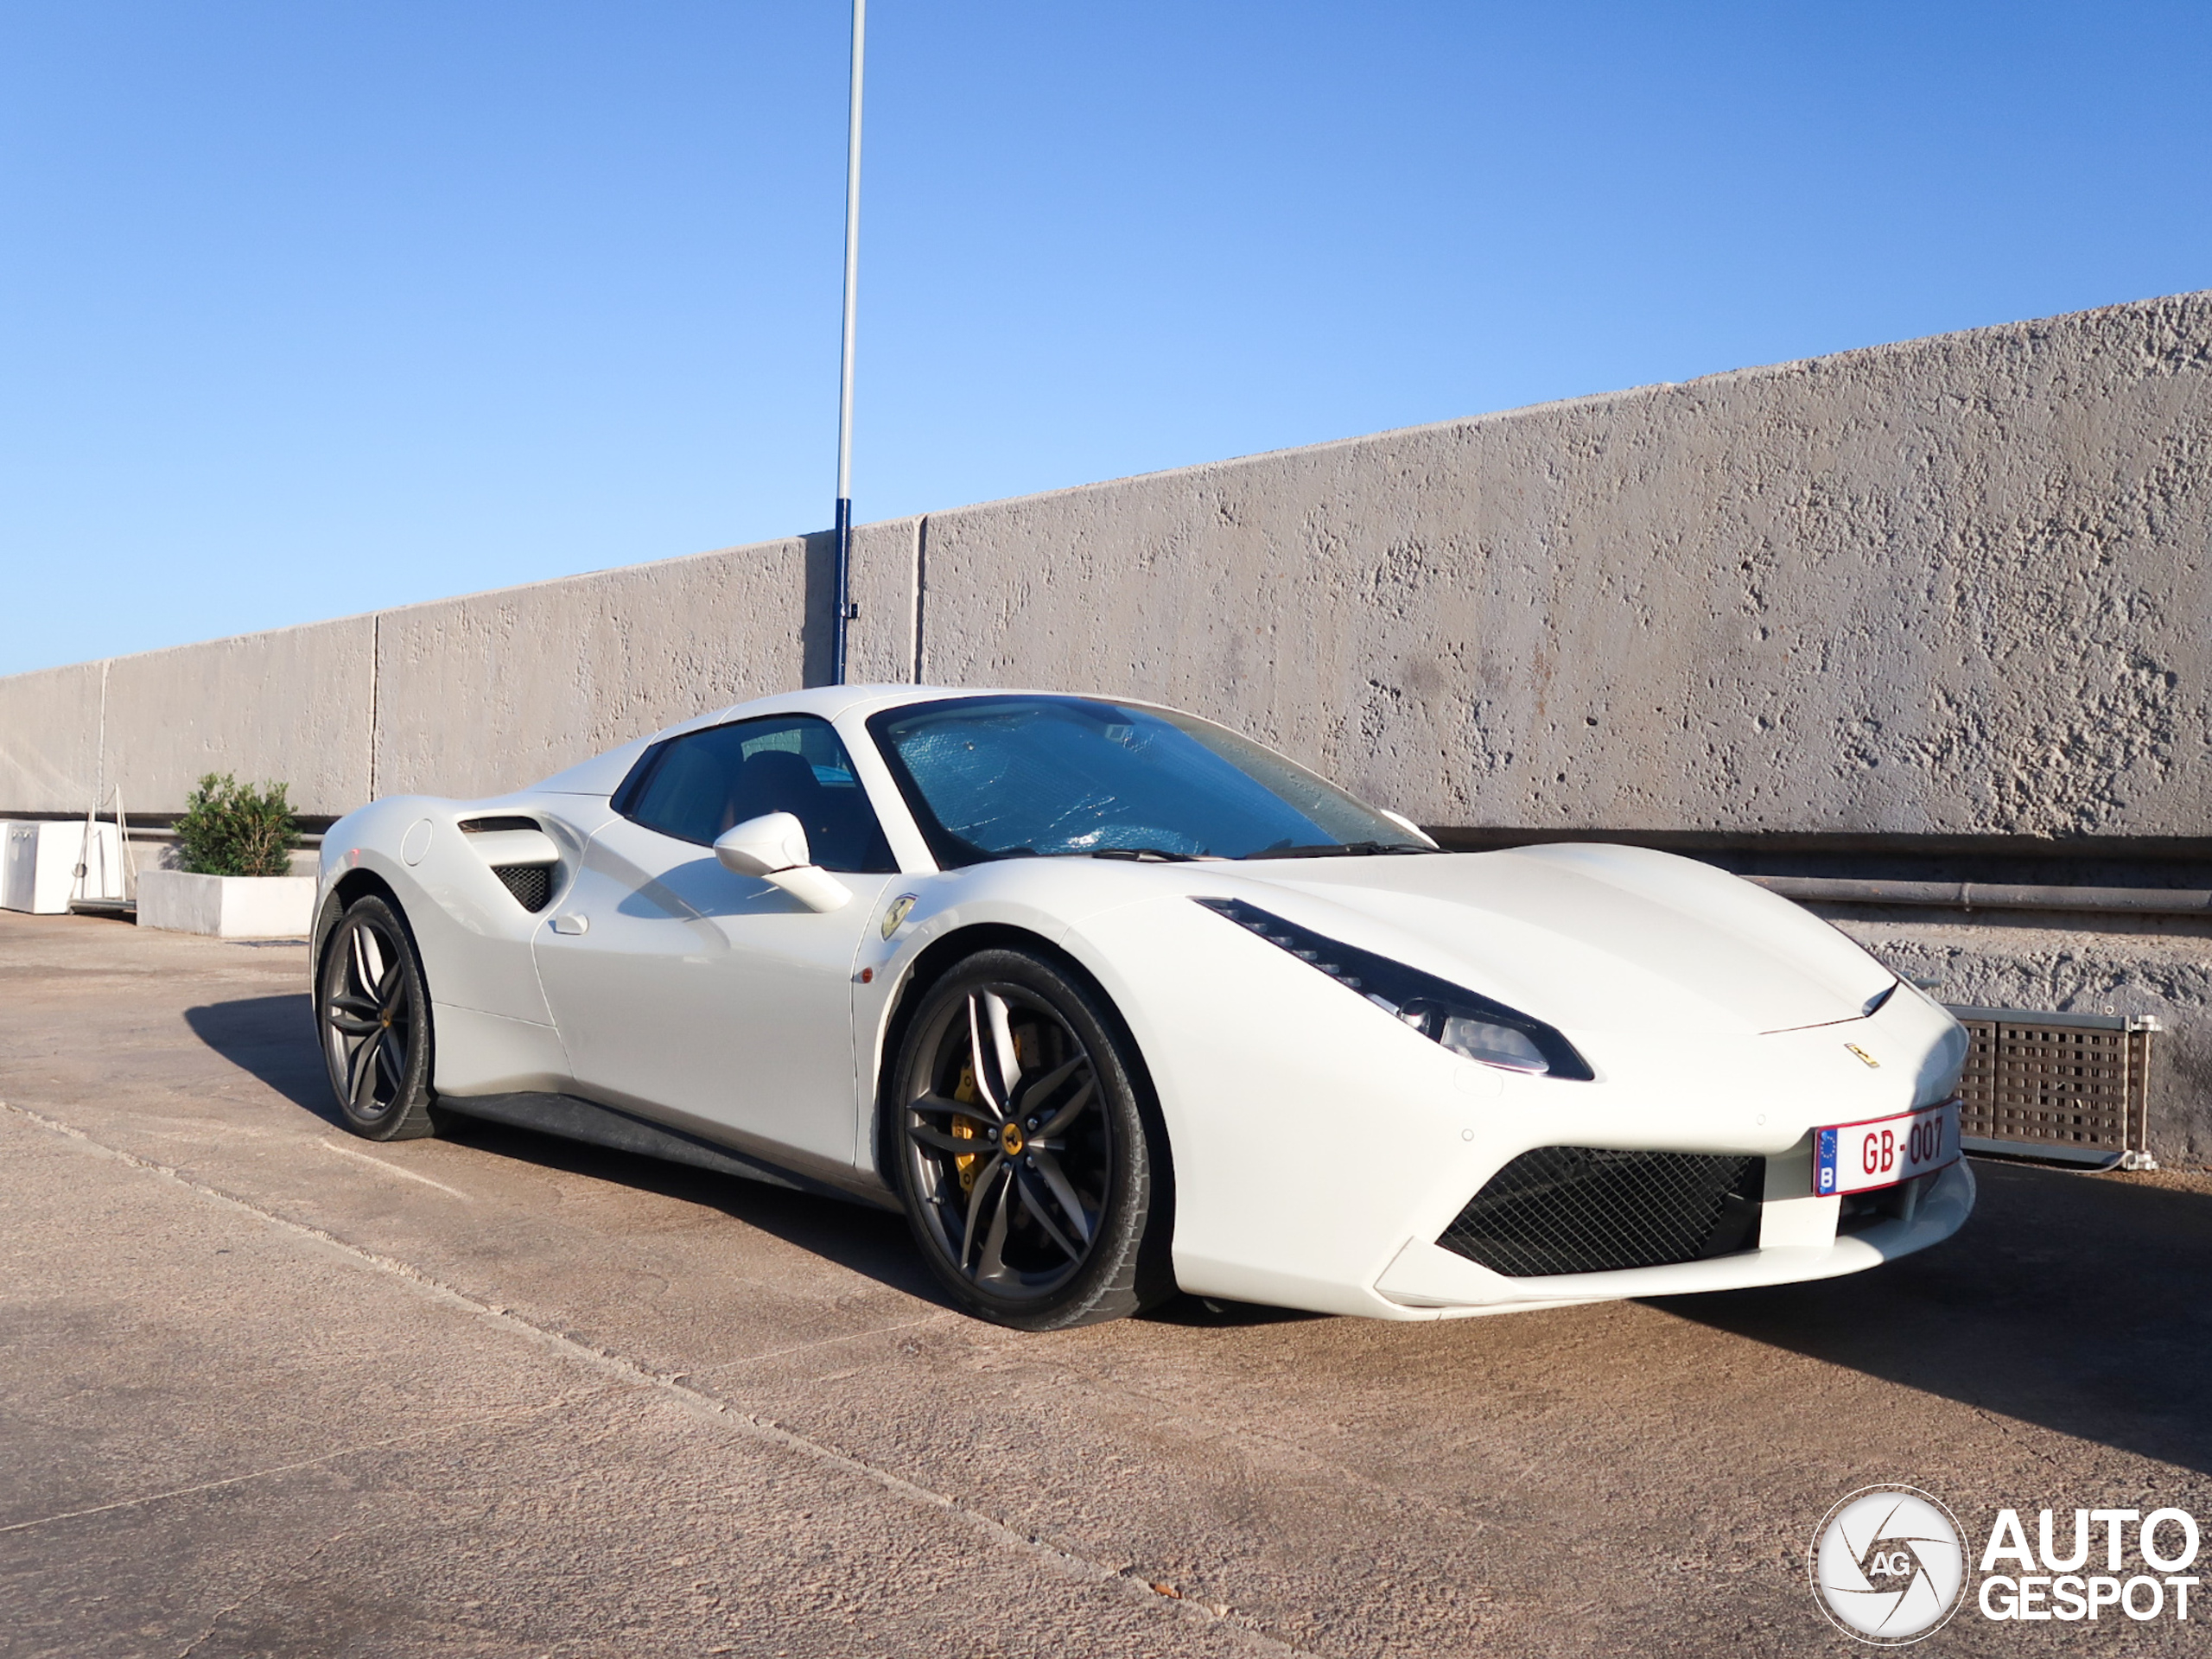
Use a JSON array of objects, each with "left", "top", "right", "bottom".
[
  {"left": 901, "top": 983, "right": 1111, "bottom": 1301},
  {"left": 321, "top": 907, "right": 422, "bottom": 1124}
]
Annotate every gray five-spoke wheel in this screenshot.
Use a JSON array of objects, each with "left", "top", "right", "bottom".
[{"left": 893, "top": 949, "right": 1170, "bottom": 1329}]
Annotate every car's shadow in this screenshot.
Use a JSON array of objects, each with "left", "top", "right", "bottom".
[
  {"left": 192, "top": 995, "right": 2203, "bottom": 1398},
  {"left": 425, "top": 1118, "right": 1295, "bottom": 1325},
  {"left": 439, "top": 1113, "right": 950, "bottom": 1305},
  {"left": 185, "top": 994, "right": 346, "bottom": 1128},
  {"left": 1649, "top": 1157, "right": 2212, "bottom": 1476},
  {"left": 184, "top": 993, "right": 945, "bottom": 1302},
  {"left": 183, "top": 993, "right": 1274, "bottom": 1319}
]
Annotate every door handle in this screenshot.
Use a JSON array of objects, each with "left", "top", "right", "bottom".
[{"left": 550, "top": 913, "right": 589, "bottom": 935}]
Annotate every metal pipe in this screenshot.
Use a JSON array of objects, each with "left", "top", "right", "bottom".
[
  {"left": 1747, "top": 874, "right": 2212, "bottom": 918},
  {"left": 830, "top": 0, "right": 866, "bottom": 686}
]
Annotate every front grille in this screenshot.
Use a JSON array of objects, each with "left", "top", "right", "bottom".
[
  {"left": 494, "top": 864, "right": 552, "bottom": 912},
  {"left": 1439, "top": 1147, "right": 1764, "bottom": 1277}
]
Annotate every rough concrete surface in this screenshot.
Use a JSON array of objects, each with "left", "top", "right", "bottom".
[
  {"left": 371, "top": 537, "right": 813, "bottom": 803},
  {"left": 104, "top": 618, "right": 378, "bottom": 819},
  {"left": 5, "top": 908, "right": 2212, "bottom": 1656},
  {"left": 0, "top": 659, "right": 104, "bottom": 819},
  {"left": 844, "top": 517, "right": 924, "bottom": 689},
  {"left": 916, "top": 292, "right": 2212, "bottom": 835}
]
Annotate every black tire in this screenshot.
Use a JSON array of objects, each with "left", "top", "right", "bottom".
[
  {"left": 317, "top": 893, "right": 438, "bottom": 1141},
  {"left": 888, "top": 947, "right": 1173, "bottom": 1330}
]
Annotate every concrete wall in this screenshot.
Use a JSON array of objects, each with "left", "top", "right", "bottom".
[
  {"left": 105, "top": 616, "right": 377, "bottom": 815},
  {"left": 907, "top": 293, "right": 2212, "bottom": 838},
  {"left": 0, "top": 538, "right": 811, "bottom": 817},
  {"left": 0, "top": 660, "right": 105, "bottom": 815},
  {"left": 371, "top": 533, "right": 817, "bottom": 799},
  {"left": 7, "top": 291, "right": 2209, "bottom": 836}
]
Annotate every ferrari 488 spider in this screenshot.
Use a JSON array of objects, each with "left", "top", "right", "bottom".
[{"left": 313, "top": 685, "right": 1972, "bottom": 1328}]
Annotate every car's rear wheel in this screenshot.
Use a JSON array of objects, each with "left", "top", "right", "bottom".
[
  {"left": 319, "top": 893, "right": 437, "bottom": 1141},
  {"left": 890, "top": 948, "right": 1173, "bottom": 1330}
]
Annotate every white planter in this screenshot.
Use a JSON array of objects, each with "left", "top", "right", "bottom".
[
  {"left": 1, "top": 820, "right": 127, "bottom": 914},
  {"left": 137, "top": 868, "right": 316, "bottom": 938}
]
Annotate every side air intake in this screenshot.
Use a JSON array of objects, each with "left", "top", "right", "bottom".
[
  {"left": 459, "top": 819, "right": 561, "bottom": 913},
  {"left": 493, "top": 864, "right": 553, "bottom": 912}
]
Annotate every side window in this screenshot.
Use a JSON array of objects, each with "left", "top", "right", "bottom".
[{"left": 616, "top": 715, "right": 896, "bottom": 874}]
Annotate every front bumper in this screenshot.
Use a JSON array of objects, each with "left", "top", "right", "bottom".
[
  {"left": 1071, "top": 889, "right": 1976, "bottom": 1323},
  {"left": 1370, "top": 1156, "right": 1975, "bottom": 1319}
]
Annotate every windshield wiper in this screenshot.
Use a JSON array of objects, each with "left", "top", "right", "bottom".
[
  {"left": 1239, "top": 841, "right": 1435, "bottom": 860},
  {"left": 963, "top": 845, "right": 1201, "bottom": 865}
]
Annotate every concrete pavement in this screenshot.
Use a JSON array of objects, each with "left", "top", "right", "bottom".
[{"left": 4, "top": 908, "right": 2211, "bottom": 1656}]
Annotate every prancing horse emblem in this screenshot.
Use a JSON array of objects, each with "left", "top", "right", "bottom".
[{"left": 1844, "top": 1043, "right": 1880, "bottom": 1068}]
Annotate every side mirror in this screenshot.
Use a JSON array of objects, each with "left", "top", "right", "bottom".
[{"left": 713, "top": 813, "right": 851, "bottom": 912}]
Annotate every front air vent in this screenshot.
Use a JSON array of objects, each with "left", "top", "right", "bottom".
[
  {"left": 1439, "top": 1147, "right": 1764, "bottom": 1277},
  {"left": 493, "top": 864, "right": 553, "bottom": 912},
  {"left": 460, "top": 819, "right": 560, "bottom": 912}
]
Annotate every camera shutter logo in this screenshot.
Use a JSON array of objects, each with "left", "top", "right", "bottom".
[{"left": 1808, "top": 1485, "right": 1967, "bottom": 1643}]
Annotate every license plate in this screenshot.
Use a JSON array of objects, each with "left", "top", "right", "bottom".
[{"left": 1814, "top": 1099, "right": 1961, "bottom": 1196}]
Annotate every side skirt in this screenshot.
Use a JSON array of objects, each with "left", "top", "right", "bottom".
[{"left": 434, "top": 1090, "right": 896, "bottom": 1211}]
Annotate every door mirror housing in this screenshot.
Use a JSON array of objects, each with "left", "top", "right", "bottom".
[
  {"left": 714, "top": 813, "right": 851, "bottom": 912},
  {"left": 715, "top": 812, "right": 810, "bottom": 877}
]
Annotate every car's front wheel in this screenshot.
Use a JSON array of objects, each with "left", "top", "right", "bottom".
[
  {"left": 318, "top": 893, "right": 438, "bottom": 1141},
  {"left": 890, "top": 947, "right": 1173, "bottom": 1330}
]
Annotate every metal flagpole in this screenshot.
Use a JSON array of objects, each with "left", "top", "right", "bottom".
[{"left": 830, "top": 0, "right": 866, "bottom": 684}]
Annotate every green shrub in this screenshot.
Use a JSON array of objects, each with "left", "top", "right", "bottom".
[{"left": 175, "top": 773, "right": 299, "bottom": 878}]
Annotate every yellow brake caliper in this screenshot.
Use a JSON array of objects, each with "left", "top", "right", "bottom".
[
  {"left": 951, "top": 1061, "right": 981, "bottom": 1196},
  {"left": 950, "top": 1029, "right": 1035, "bottom": 1196}
]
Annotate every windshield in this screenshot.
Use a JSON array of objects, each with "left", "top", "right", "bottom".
[{"left": 866, "top": 695, "right": 1428, "bottom": 864}]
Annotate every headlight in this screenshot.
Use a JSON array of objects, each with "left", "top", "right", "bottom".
[
  {"left": 1193, "top": 897, "right": 1593, "bottom": 1080},
  {"left": 1406, "top": 1002, "right": 1549, "bottom": 1071}
]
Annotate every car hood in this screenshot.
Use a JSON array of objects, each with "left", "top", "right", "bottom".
[{"left": 1219, "top": 842, "right": 1895, "bottom": 1038}]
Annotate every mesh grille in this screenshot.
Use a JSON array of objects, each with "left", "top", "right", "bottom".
[
  {"left": 1950, "top": 1008, "right": 2152, "bottom": 1159},
  {"left": 494, "top": 864, "right": 552, "bottom": 912},
  {"left": 1439, "top": 1147, "right": 1764, "bottom": 1277}
]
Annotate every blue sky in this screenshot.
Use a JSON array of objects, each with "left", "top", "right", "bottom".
[{"left": 3, "top": 2, "right": 2209, "bottom": 677}]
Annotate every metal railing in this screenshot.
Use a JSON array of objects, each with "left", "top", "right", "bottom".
[{"left": 1752, "top": 874, "right": 2212, "bottom": 918}]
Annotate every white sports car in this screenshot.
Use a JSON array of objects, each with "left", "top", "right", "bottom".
[{"left": 313, "top": 685, "right": 1974, "bottom": 1329}]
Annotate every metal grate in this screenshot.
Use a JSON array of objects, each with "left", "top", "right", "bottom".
[
  {"left": 494, "top": 863, "right": 553, "bottom": 912},
  {"left": 1947, "top": 1006, "right": 2158, "bottom": 1167},
  {"left": 1438, "top": 1147, "right": 1764, "bottom": 1278}
]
